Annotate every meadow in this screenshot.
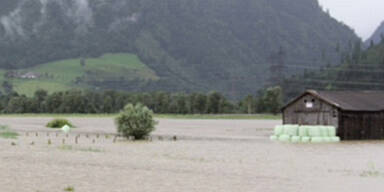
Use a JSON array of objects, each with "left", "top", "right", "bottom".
[{"left": 0, "top": 53, "right": 158, "bottom": 96}]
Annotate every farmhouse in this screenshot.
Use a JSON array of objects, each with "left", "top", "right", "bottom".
[
  {"left": 20, "top": 72, "right": 39, "bottom": 79},
  {"left": 282, "top": 90, "right": 384, "bottom": 140}
]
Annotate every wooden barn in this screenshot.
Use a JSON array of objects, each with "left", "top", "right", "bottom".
[{"left": 282, "top": 90, "right": 384, "bottom": 140}]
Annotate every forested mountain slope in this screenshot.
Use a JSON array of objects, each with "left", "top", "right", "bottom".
[
  {"left": 283, "top": 40, "right": 384, "bottom": 100},
  {"left": 0, "top": 0, "right": 359, "bottom": 98}
]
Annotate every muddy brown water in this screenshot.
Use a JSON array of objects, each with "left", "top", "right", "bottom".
[{"left": 1, "top": 117, "right": 384, "bottom": 192}]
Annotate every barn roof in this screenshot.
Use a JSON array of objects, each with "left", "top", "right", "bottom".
[{"left": 283, "top": 90, "right": 384, "bottom": 112}]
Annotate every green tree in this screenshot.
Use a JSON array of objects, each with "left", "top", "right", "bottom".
[
  {"left": 6, "top": 96, "right": 29, "bottom": 113},
  {"left": 258, "top": 86, "right": 283, "bottom": 114},
  {"left": 33, "top": 89, "right": 48, "bottom": 112},
  {"left": 2, "top": 81, "right": 13, "bottom": 95},
  {"left": 206, "top": 92, "right": 223, "bottom": 114},
  {"left": 239, "top": 95, "right": 255, "bottom": 114},
  {"left": 153, "top": 92, "right": 170, "bottom": 113},
  {"left": 192, "top": 93, "right": 207, "bottom": 114},
  {"left": 175, "top": 93, "right": 189, "bottom": 114},
  {"left": 115, "top": 103, "right": 156, "bottom": 140},
  {"left": 219, "top": 99, "right": 235, "bottom": 114},
  {"left": 45, "top": 92, "right": 63, "bottom": 113}
]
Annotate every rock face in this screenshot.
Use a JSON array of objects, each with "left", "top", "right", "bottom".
[{"left": 0, "top": 0, "right": 359, "bottom": 97}]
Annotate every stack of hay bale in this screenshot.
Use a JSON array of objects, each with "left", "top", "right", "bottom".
[{"left": 270, "top": 124, "right": 340, "bottom": 143}]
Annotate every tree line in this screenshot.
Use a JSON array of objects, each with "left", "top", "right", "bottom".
[{"left": 0, "top": 87, "right": 283, "bottom": 114}]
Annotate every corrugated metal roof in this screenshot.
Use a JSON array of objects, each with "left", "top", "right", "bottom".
[{"left": 307, "top": 90, "right": 384, "bottom": 111}]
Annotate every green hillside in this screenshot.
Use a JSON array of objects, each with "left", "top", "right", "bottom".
[
  {"left": 1, "top": 53, "right": 158, "bottom": 96},
  {"left": 0, "top": 0, "right": 359, "bottom": 98}
]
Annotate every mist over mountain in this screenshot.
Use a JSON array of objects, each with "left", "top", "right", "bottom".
[
  {"left": 0, "top": 0, "right": 359, "bottom": 98},
  {"left": 366, "top": 21, "right": 384, "bottom": 46}
]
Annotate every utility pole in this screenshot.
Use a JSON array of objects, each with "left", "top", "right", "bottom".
[{"left": 268, "top": 46, "right": 286, "bottom": 86}]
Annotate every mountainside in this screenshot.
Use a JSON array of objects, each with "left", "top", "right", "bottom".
[
  {"left": 283, "top": 40, "right": 384, "bottom": 100},
  {"left": 366, "top": 21, "right": 384, "bottom": 46},
  {"left": 0, "top": 0, "right": 359, "bottom": 98}
]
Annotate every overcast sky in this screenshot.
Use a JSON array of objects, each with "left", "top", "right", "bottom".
[{"left": 318, "top": 0, "right": 384, "bottom": 40}]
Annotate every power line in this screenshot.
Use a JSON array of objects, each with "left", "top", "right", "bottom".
[
  {"left": 300, "top": 86, "right": 383, "bottom": 91},
  {"left": 283, "top": 60, "right": 384, "bottom": 68},
  {"left": 299, "top": 86, "right": 354, "bottom": 91},
  {"left": 283, "top": 64, "right": 384, "bottom": 73},
  {"left": 287, "top": 62, "right": 384, "bottom": 68},
  {"left": 290, "top": 79, "right": 384, "bottom": 87}
]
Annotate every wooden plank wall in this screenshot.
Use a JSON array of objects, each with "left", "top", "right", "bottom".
[
  {"left": 283, "top": 94, "right": 338, "bottom": 127},
  {"left": 340, "top": 111, "right": 384, "bottom": 140}
]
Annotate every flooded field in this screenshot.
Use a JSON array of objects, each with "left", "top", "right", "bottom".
[{"left": 1, "top": 117, "right": 384, "bottom": 192}]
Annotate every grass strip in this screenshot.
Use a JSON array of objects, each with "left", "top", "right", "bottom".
[{"left": 0, "top": 125, "right": 19, "bottom": 139}]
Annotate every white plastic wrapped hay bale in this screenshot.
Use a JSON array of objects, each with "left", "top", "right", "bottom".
[
  {"left": 319, "top": 126, "right": 329, "bottom": 137},
  {"left": 311, "top": 137, "right": 324, "bottom": 143},
  {"left": 283, "top": 125, "right": 291, "bottom": 135},
  {"left": 327, "top": 126, "right": 337, "bottom": 137},
  {"left": 298, "top": 126, "right": 308, "bottom": 137},
  {"left": 291, "top": 136, "right": 301, "bottom": 143},
  {"left": 308, "top": 126, "right": 321, "bottom": 137},
  {"left": 301, "top": 136, "right": 311, "bottom": 143},
  {"left": 274, "top": 125, "right": 284, "bottom": 136},
  {"left": 284, "top": 124, "right": 299, "bottom": 136},
  {"left": 323, "top": 137, "right": 332, "bottom": 142},
  {"left": 282, "top": 125, "right": 290, "bottom": 135},
  {"left": 278, "top": 135, "right": 291, "bottom": 142},
  {"left": 330, "top": 136, "right": 341, "bottom": 142},
  {"left": 270, "top": 135, "right": 278, "bottom": 141}
]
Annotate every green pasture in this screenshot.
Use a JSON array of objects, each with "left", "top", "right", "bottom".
[
  {"left": 1, "top": 53, "right": 158, "bottom": 96},
  {"left": 0, "top": 125, "right": 18, "bottom": 139}
]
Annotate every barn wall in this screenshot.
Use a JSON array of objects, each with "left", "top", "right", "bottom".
[
  {"left": 283, "top": 94, "right": 338, "bottom": 128},
  {"left": 339, "top": 111, "right": 384, "bottom": 140}
]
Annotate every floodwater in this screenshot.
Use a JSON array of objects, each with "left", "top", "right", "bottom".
[{"left": 0, "top": 117, "right": 384, "bottom": 192}]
